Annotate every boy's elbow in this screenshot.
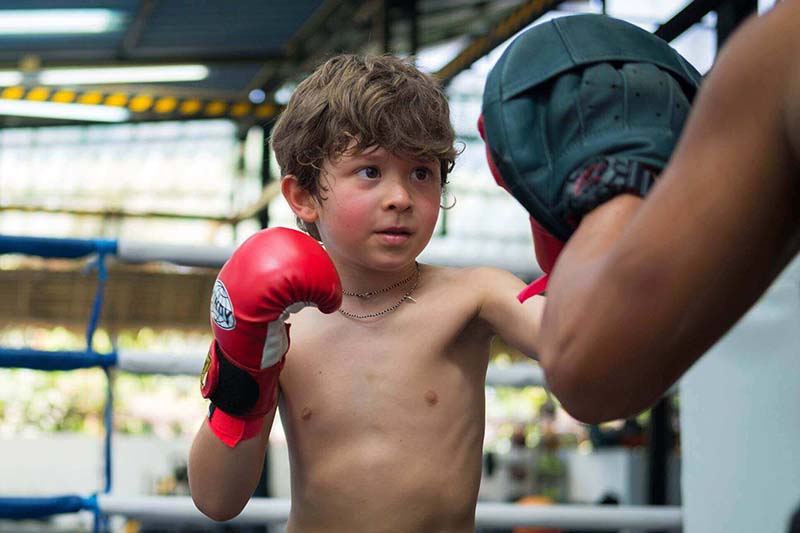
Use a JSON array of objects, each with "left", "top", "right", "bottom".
[
  {"left": 189, "top": 469, "right": 248, "bottom": 523},
  {"left": 192, "top": 491, "right": 246, "bottom": 522}
]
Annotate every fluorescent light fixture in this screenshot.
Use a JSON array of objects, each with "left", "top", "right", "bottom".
[
  {"left": 39, "top": 65, "right": 210, "bottom": 85},
  {"left": 0, "top": 9, "right": 123, "bottom": 35},
  {"left": 274, "top": 83, "right": 296, "bottom": 105},
  {"left": 0, "top": 71, "right": 23, "bottom": 86},
  {"left": 0, "top": 100, "right": 130, "bottom": 122}
]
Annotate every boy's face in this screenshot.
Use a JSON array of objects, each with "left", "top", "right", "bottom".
[{"left": 313, "top": 145, "right": 442, "bottom": 270}]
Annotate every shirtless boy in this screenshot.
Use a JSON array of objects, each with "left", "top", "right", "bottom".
[{"left": 189, "top": 54, "right": 545, "bottom": 532}]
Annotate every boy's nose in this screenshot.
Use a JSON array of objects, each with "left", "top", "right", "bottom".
[{"left": 383, "top": 180, "right": 413, "bottom": 211}]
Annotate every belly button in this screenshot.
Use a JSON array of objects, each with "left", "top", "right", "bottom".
[
  {"left": 301, "top": 407, "right": 313, "bottom": 420},
  {"left": 424, "top": 390, "right": 438, "bottom": 406}
]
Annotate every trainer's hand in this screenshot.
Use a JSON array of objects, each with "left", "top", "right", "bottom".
[
  {"left": 478, "top": 14, "right": 700, "bottom": 298},
  {"left": 201, "top": 227, "right": 341, "bottom": 447}
]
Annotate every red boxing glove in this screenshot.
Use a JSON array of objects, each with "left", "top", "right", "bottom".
[
  {"left": 477, "top": 115, "right": 510, "bottom": 192},
  {"left": 200, "top": 227, "right": 342, "bottom": 447},
  {"left": 480, "top": 115, "right": 563, "bottom": 302},
  {"left": 517, "top": 218, "right": 566, "bottom": 302}
]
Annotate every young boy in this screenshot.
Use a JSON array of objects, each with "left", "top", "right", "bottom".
[{"left": 188, "top": 54, "right": 545, "bottom": 532}]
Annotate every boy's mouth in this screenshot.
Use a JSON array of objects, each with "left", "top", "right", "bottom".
[
  {"left": 376, "top": 227, "right": 413, "bottom": 244},
  {"left": 377, "top": 226, "right": 412, "bottom": 236}
]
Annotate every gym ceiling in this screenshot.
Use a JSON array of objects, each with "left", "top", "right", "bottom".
[{"left": 0, "top": 0, "right": 751, "bottom": 129}]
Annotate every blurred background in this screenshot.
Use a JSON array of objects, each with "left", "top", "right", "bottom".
[{"left": 0, "top": 0, "right": 782, "bottom": 531}]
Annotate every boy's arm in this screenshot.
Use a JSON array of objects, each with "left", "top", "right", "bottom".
[
  {"left": 188, "top": 227, "right": 341, "bottom": 518},
  {"left": 538, "top": 1, "right": 800, "bottom": 424},
  {"left": 188, "top": 404, "right": 277, "bottom": 521},
  {"left": 474, "top": 267, "right": 545, "bottom": 360}
]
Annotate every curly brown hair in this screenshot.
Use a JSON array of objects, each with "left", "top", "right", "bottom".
[{"left": 271, "top": 54, "right": 457, "bottom": 239}]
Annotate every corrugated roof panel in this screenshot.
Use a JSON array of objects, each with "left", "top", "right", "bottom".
[
  {"left": 134, "top": 0, "right": 326, "bottom": 56},
  {"left": 0, "top": 0, "right": 140, "bottom": 61}
]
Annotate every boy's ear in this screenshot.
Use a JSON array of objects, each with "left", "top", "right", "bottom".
[{"left": 281, "top": 175, "right": 319, "bottom": 223}]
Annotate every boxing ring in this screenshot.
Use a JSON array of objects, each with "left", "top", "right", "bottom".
[{"left": 0, "top": 234, "right": 683, "bottom": 531}]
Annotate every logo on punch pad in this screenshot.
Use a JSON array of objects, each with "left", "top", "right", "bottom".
[{"left": 211, "top": 280, "right": 235, "bottom": 330}]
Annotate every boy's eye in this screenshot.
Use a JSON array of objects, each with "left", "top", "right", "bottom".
[
  {"left": 356, "top": 166, "right": 380, "bottom": 179},
  {"left": 412, "top": 168, "right": 433, "bottom": 181}
]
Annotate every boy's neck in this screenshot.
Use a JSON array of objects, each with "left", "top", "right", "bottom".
[
  {"left": 337, "top": 261, "right": 420, "bottom": 298},
  {"left": 343, "top": 262, "right": 419, "bottom": 299}
]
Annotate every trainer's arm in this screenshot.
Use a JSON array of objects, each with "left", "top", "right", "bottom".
[
  {"left": 538, "top": 1, "right": 800, "bottom": 424},
  {"left": 188, "top": 404, "right": 276, "bottom": 521}
]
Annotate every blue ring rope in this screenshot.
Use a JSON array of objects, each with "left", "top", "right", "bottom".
[
  {"left": 85, "top": 251, "right": 109, "bottom": 352},
  {"left": 0, "top": 495, "right": 91, "bottom": 519},
  {"left": 103, "top": 365, "right": 114, "bottom": 494},
  {"left": 1, "top": 235, "right": 121, "bottom": 522},
  {"left": 84, "top": 250, "right": 115, "bottom": 499},
  {"left": 0, "top": 235, "right": 117, "bottom": 259},
  {"left": 0, "top": 348, "right": 117, "bottom": 370}
]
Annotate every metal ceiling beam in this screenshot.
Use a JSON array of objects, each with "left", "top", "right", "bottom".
[
  {"left": 121, "top": 0, "right": 160, "bottom": 56},
  {"left": 654, "top": 0, "right": 726, "bottom": 42},
  {"left": 0, "top": 54, "right": 282, "bottom": 70},
  {"left": 415, "top": 0, "right": 532, "bottom": 48},
  {"left": 291, "top": 1, "right": 381, "bottom": 71},
  {"left": 384, "top": 0, "right": 420, "bottom": 56},
  {"left": 418, "top": 0, "right": 517, "bottom": 17},
  {"left": 0, "top": 86, "right": 282, "bottom": 125},
  {"left": 434, "top": 0, "right": 565, "bottom": 85},
  {"left": 231, "top": 181, "right": 283, "bottom": 225},
  {"left": 716, "top": 0, "right": 757, "bottom": 48},
  {"left": 0, "top": 204, "right": 234, "bottom": 224},
  {"left": 246, "top": 0, "right": 349, "bottom": 92},
  {"left": 249, "top": 0, "right": 381, "bottom": 93}
]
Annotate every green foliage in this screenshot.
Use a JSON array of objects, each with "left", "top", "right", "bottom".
[{"left": 0, "top": 325, "right": 207, "bottom": 438}]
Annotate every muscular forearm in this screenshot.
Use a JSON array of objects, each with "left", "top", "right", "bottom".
[
  {"left": 538, "top": 3, "right": 800, "bottom": 424},
  {"left": 189, "top": 412, "right": 273, "bottom": 521},
  {"left": 541, "top": 160, "right": 800, "bottom": 424},
  {"left": 537, "top": 195, "right": 669, "bottom": 423}
]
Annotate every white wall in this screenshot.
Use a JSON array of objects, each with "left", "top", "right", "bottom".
[
  {"left": 0, "top": 434, "right": 193, "bottom": 532},
  {"left": 0, "top": 434, "right": 192, "bottom": 497},
  {"left": 681, "top": 255, "right": 800, "bottom": 533}
]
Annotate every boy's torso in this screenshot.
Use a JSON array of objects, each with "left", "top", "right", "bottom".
[{"left": 279, "top": 265, "right": 494, "bottom": 533}]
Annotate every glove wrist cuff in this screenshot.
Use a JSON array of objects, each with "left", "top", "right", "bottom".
[
  {"left": 518, "top": 274, "right": 549, "bottom": 302},
  {"left": 200, "top": 341, "right": 284, "bottom": 448},
  {"left": 564, "top": 157, "right": 657, "bottom": 227},
  {"left": 206, "top": 405, "right": 266, "bottom": 448}
]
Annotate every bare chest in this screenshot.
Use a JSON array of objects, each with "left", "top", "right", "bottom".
[
  {"left": 276, "top": 280, "right": 493, "bottom": 525},
  {"left": 279, "top": 290, "right": 493, "bottom": 433}
]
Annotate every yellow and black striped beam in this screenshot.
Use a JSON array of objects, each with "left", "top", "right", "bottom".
[
  {"left": 0, "top": 85, "right": 283, "bottom": 123},
  {"left": 435, "top": 0, "right": 566, "bottom": 85}
]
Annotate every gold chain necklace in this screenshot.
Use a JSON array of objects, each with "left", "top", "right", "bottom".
[
  {"left": 338, "top": 263, "right": 419, "bottom": 320},
  {"left": 342, "top": 263, "right": 419, "bottom": 299}
]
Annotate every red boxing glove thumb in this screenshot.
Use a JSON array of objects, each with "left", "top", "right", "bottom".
[{"left": 518, "top": 218, "right": 565, "bottom": 302}]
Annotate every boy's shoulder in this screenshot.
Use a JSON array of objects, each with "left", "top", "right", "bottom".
[
  {"left": 422, "top": 263, "right": 523, "bottom": 299},
  {"left": 423, "top": 262, "right": 506, "bottom": 280},
  {"left": 425, "top": 262, "right": 520, "bottom": 278}
]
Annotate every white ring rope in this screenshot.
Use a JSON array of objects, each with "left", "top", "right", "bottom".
[
  {"left": 116, "top": 351, "right": 207, "bottom": 375},
  {"left": 485, "top": 363, "right": 545, "bottom": 387},
  {"left": 95, "top": 495, "right": 682, "bottom": 530},
  {"left": 475, "top": 502, "right": 682, "bottom": 529},
  {"left": 116, "top": 240, "right": 234, "bottom": 269},
  {"left": 117, "top": 350, "right": 546, "bottom": 387},
  {"left": 116, "top": 237, "right": 541, "bottom": 278}
]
